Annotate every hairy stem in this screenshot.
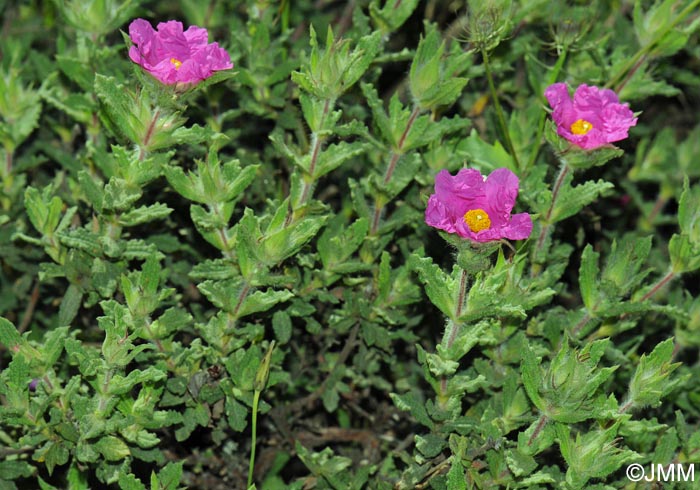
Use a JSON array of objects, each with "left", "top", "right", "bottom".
[
  {"left": 528, "top": 414, "right": 548, "bottom": 446},
  {"left": 534, "top": 163, "right": 570, "bottom": 256},
  {"left": 446, "top": 267, "right": 469, "bottom": 349},
  {"left": 139, "top": 109, "right": 161, "bottom": 161},
  {"left": 370, "top": 105, "right": 421, "bottom": 234},
  {"left": 640, "top": 270, "right": 676, "bottom": 303},
  {"left": 233, "top": 282, "right": 251, "bottom": 318},
  {"left": 297, "top": 98, "right": 332, "bottom": 208},
  {"left": 482, "top": 48, "right": 520, "bottom": 169},
  {"left": 439, "top": 268, "right": 470, "bottom": 400}
]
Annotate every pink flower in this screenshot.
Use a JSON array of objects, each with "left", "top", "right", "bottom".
[
  {"left": 128, "top": 19, "right": 232, "bottom": 85},
  {"left": 545, "top": 83, "right": 637, "bottom": 150},
  {"left": 425, "top": 168, "right": 532, "bottom": 243}
]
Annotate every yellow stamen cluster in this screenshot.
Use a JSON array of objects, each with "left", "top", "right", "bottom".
[
  {"left": 170, "top": 58, "right": 182, "bottom": 69},
  {"left": 570, "top": 119, "right": 593, "bottom": 135},
  {"left": 464, "top": 209, "right": 491, "bottom": 233}
]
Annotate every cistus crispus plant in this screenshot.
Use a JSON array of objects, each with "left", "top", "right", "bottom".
[{"left": 1, "top": 1, "right": 699, "bottom": 489}]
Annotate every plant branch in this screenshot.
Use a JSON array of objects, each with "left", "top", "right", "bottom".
[
  {"left": 370, "top": 105, "right": 421, "bottom": 234},
  {"left": 606, "top": 0, "right": 700, "bottom": 91},
  {"left": 534, "top": 163, "right": 570, "bottom": 259},
  {"left": 297, "top": 98, "right": 333, "bottom": 208},
  {"left": 482, "top": 48, "right": 520, "bottom": 169}
]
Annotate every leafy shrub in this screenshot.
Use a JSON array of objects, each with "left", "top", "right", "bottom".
[{"left": 1, "top": 1, "right": 699, "bottom": 489}]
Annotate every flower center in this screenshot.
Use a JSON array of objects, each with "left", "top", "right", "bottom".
[
  {"left": 464, "top": 209, "right": 491, "bottom": 232},
  {"left": 570, "top": 119, "right": 593, "bottom": 135},
  {"left": 170, "top": 58, "right": 182, "bottom": 69}
]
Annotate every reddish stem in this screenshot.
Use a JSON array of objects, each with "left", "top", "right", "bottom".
[
  {"left": 640, "top": 271, "right": 675, "bottom": 303},
  {"left": 527, "top": 414, "right": 548, "bottom": 446}
]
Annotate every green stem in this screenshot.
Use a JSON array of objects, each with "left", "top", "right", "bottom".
[
  {"left": 4, "top": 149, "right": 12, "bottom": 176},
  {"left": 527, "top": 49, "right": 568, "bottom": 171},
  {"left": 445, "top": 267, "right": 469, "bottom": 349},
  {"left": 482, "top": 48, "right": 520, "bottom": 170},
  {"left": 248, "top": 389, "right": 261, "bottom": 489},
  {"left": 606, "top": 0, "right": 700, "bottom": 91}
]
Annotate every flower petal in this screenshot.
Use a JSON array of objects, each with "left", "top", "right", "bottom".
[
  {"left": 545, "top": 82, "right": 575, "bottom": 127},
  {"left": 482, "top": 168, "right": 519, "bottom": 226},
  {"left": 501, "top": 213, "right": 533, "bottom": 240},
  {"left": 425, "top": 194, "right": 456, "bottom": 233},
  {"left": 184, "top": 25, "right": 209, "bottom": 46}
]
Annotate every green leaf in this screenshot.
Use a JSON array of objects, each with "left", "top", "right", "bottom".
[
  {"left": 370, "top": 0, "right": 420, "bottom": 34},
  {"left": 291, "top": 26, "right": 381, "bottom": 99},
  {"left": 272, "top": 311, "right": 292, "bottom": 344},
  {"left": 601, "top": 236, "right": 652, "bottom": 298},
  {"left": 34, "top": 441, "right": 69, "bottom": 475},
  {"left": 119, "top": 203, "right": 173, "bottom": 227},
  {"left": 118, "top": 473, "right": 147, "bottom": 490},
  {"left": 24, "top": 186, "right": 64, "bottom": 236},
  {"left": 156, "top": 461, "right": 184, "bottom": 490},
  {"left": 238, "top": 290, "right": 294, "bottom": 318},
  {"left": 446, "top": 458, "right": 467, "bottom": 490},
  {"left": 390, "top": 392, "right": 434, "bottom": 429},
  {"left": 94, "top": 74, "right": 140, "bottom": 144},
  {"left": 669, "top": 233, "right": 700, "bottom": 273},
  {"left": 520, "top": 338, "right": 546, "bottom": 412},
  {"left": 457, "top": 129, "right": 516, "bottom": 172},
  {"left": 409, "top": 253, "right": 456, "bottom": 320},
  {"left": 0, "top": 317, "right": 22, "bottom": 352},
  {"left": 78, "top": 170, "right": 105, "bottom": 212},
  {"left": 678, "top": 178, "right": 700, "bottom": 244},
  {"left": 549, "top": 175, "right": 614, "bottom": 223},
  {"left": 0, "top": 460, "right": 34, "bottom": 479},
  {"left": 313, "top": 141, "right": 366, "bottom": 179},
  {"left": 627, "top": 338, "right": 683, "bottom": 410},
  {"left": 58, "top": 284, "right": 83, "bottom": 326},
  {"left": 415, "top": 433, "right": 447, "bottom": 458},
  {"left": 317, "top": 217, "right": 369, "bottom": 270},
  {"left": 579, "top": 245, "right": 600, "bottom": 312}
]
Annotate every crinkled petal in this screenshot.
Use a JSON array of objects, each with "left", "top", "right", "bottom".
[
  {"left": 425, "top": 194, "right": 456, "bottom": 233},
  {"left": 601, "top": 103, "right": 637, "bottom": 142},
  {"left": 545, "top": 83, "right": 576, "bottom": 127},
  {"left": 501, "top": 213, "right": 533, "bottom": 240},
  {"left": 147, "top": 58, "right": 180, "bottom": 84},
  {"left": 129, "top": 18, "right": 155, "bottom": 46},
  {"left": 169, "top": 59, "right": 204, "bottom": 84},
  {"left": 184, "top": 25, "right": 209, "bottom": 46},
  {"left": 434, "top": 168, "right": 484, "bottom": 217},
  {"left": 482, "top": 168, "right": 518, "bottom": 226},
  {"left": 190, "top": 43, "right": 233, "bottom": 73}
]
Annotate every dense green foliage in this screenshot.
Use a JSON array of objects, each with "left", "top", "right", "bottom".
[{"left": 1, "top": 0, "right": 700, "bottom": 489}]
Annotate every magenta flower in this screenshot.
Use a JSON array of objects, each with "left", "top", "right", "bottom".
[
  {"left": 545, "top": 83, "right": 637, "bottom": 150},
  {"left": 425, "top": 168, "right": 532, "bottom": 243},
  {"left": 128, "top": 19, "right": 233, "bottom": 85}
]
